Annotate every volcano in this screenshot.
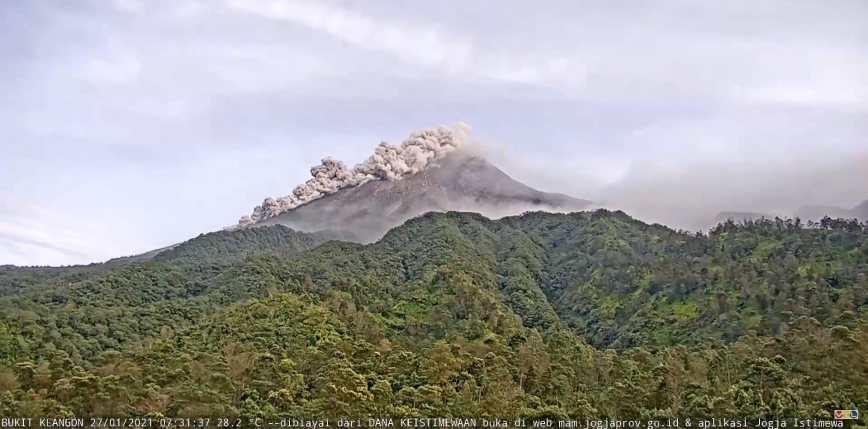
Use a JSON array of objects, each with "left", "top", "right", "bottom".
[
  {"left": 254, "top": 151, "right": 592, "bottom": 242},
  {"left": 109, "top": 124, "right": 592, "bottom": 263}
]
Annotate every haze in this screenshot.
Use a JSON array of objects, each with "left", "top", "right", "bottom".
[{"left": 2, "top": 0, "right": 867, "bottom": 266}]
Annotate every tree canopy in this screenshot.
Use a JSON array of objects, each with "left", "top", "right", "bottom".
[{"left": 1, "top": 211, "right": 866, "bottom": 422}]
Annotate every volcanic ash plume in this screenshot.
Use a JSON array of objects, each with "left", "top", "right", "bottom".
[{"left": 228, "top": 122, "right": 471, "bottom": 230}]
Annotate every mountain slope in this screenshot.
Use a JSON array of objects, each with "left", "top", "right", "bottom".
[
  {"left": 98, "top": 226, "right": 356, "bottom": 267},
  {"left": 256, "top": 152, "right": 592, "bottom": 241},
  {"left": 105, "top": 244, "right": 180, "bottom": 265},
  {"left": 150, "top": 225, "right": 343, "bottom": 265},
  {"left": 117, "top": 290, "right": 865, "bottom": 419}
]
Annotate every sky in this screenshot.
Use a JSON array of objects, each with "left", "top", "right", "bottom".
[{"left": 1, "top": 0, "right": 867, "bottom": 266}]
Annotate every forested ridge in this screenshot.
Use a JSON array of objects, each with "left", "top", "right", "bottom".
[{"left": 0, "top": 211, "right": 866, "bottom": 422}]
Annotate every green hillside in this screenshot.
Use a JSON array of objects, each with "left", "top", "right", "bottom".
[
  {"left": 1, "top": 211, "right": 866, "bottom": 421},
  {"left": 151, "top": 225, "right": 342, "bottom": 265}
]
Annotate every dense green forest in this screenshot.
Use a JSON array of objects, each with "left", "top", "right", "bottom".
[{"left": 0, "top": 211, "right": 866, "bottom": 423}]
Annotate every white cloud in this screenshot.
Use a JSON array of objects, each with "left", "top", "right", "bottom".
[
  {"left": 730, "top": 49, "right": 868, "bottom": 110},
  {"left": 111, "top": 0, "right": 144, "bottom": 13},
  {"left": 224, "top": 0, "right": 584, "bottom": 87},
  {"left": 168, "top": 1, "right": 209, "bottom": 20},
  {"left": 0, "top": 194, "right": 134, "bottom": 266},
  {"left": 735, "top": 82, "right": 868, "bottom": 110},
  {"left": 225, "top": 0, "right": 475, "bottom": 71},
  {"left": 81, "top": 56, "right": 142, "bottom": 84}
]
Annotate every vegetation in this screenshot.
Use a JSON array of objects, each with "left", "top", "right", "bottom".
[
  {"left": 150, "top": 225, "right": 340, "bottom": 265},
  {"left": 0, "top": 211, "right": 866, "bottom": 422}
]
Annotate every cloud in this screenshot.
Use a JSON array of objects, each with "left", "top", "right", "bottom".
[
  {"left": 111, "top": 0, "right": 144, "bottom": 13},
  {"left": 224, "top": 0, "right": 583, "bottom": 86},
  {"left": 225, "top": 0, "right": 474, "bottom": 71},
  {"left": 0, "top": 194, "right": 127, "bottom": 266},
  {"left": 595, "top": 149, "right": 868, "bottom": 231},
  {"left": 81, "top": 56, "right": 142, "bottom": 84},
  {"left": 730, "top": 49, "right": 868, "bottom": 110}
]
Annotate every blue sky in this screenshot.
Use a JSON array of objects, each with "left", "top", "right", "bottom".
[{"left": 1, "top": 0, "right": 867, "bottom": 266}]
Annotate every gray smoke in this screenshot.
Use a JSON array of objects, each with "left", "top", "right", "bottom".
[{"left": 228, "top": 122, "right": 471, "bottom": 229}]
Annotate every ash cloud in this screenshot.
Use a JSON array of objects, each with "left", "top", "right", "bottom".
[{"left": 229, "top": 122, "right": 470, "bottom": 229}]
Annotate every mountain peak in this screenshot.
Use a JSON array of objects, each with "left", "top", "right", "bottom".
[{"left": 255, "top": 151, "right": 591, "bottom": 242}]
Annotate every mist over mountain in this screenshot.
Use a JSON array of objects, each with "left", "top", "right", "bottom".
[
  {"left": 707, "top": 199, "right": 868, "bottom": 232},
  {"left": 575, "top": 148, "right": 868, "bottom": 234},
  {"left": 796, "top": 200, "right": 868, "bottom": 222}
]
